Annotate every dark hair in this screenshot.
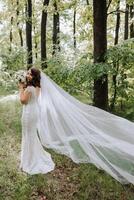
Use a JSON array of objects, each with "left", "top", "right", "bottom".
[{"left": 26, "top": 67, "right": 41, "bottom": 88}]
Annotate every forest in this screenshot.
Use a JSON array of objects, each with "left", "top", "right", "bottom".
[
  {"left": 0, "top": 0, "right": 134, "bottom": 199},
  {"left": 0, "top": 0, "right": 133, "bottom": 116}
]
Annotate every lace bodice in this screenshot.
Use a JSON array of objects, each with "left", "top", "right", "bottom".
[
  {"left": 22, "top": 86, "right": 40, "bottom": 115},
  {"left": 25, "top": 86, "right": 38, "bottom": 104}
]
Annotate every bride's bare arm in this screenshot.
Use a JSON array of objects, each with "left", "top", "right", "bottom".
[{"left": 19, "top": 83, "right": 31, "bottom": 105}]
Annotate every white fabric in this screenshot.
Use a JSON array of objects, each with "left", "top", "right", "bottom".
[
  {"left": 20, "top": 85, "right": 55, "bottom": 174},
  {"left": 37, "top": 71, "right": 134, "bottom": 184}
]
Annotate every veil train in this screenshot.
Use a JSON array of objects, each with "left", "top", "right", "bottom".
[{"left": 36, "top": 71, "right": 134, "bottom": 185}]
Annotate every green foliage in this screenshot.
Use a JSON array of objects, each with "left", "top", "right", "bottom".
[
  {"left": 42, "top": 52, "right": 93, "bottom": 98},
  {"left": 107, "top": 38, "right": 134, "bottom": 117},
  {"left": 41, "top": 38, "right": 134, "bottom": 116},
  {"left": 0, "top": 38, "right": 133, "bottom": 119},
  {"left": 0, "top": 66, "right": 17, "bottom": 91},
  {"left": 0, "top": 47, "right": 26, "bottom": 72},
  {"left": 0, "top": 46, "right": 27, "bottom": 91}
]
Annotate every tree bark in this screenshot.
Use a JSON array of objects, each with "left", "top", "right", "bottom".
[
  {"left": 16, "top": 0, "right": 23, "bottom": 47},
  {"left": 26, "top": 0, "right": 32, "bottom": 69},
  {"left": 93, "top": 0, "right": 108, "bottom": 110},
  {"left": 130, "top": 4, "right": 134, "bottom": 38},
  {"left": 41, "top": 0, "right": 50, "bottom": 69},
  {"left": 52, "top": 0, "right": 60, "bottom": 55},
  {"left": 86, "top": 0, "right": 89, "bottom": 6},
  {"left": 9, "top": 16, "right": 13, "bottom": 51},
  {"left": 34, "top": 25, "right": 38, "bottom": 59},
  {"left": 73, "top": 8, "right": 76, "bottom": 48},
  {"left": 110, "top": 0, "right": 120, "bottom": 111},
  {"left": 114, "top": 2, "right": 120, "bottom": 45},
  {"left": 124, "top": 3, "right": 129, "bottom": 40},
  {"left": 33, "top": 6, "right": 38, "bottom": 59}
]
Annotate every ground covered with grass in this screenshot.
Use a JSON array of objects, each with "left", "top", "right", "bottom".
[{"left": 0, "top": 90, "right": 134, "bottom": 200}]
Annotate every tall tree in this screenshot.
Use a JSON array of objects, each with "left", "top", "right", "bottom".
[
  {"left": 33, "top": 24, "right": 38, "bottom": 59},
  {"left": 41, "top": 0, "right": 50, "bottom": 69},
  {"left": 130, "top": 4, "right": 134, "bottom": 38},
  {"left": 16, "top": 0, "right": 23, "bottom": 47},
  {"left": 33, "top": 3, "right": 38, "bottom": 59},
  {"left": 9, "top": 16, "right": 14, "bottom": 51},
  {"left": 73, "top": 7, "right": 76, "bottom": 49},
  {"left": 114, "top": 1, "right": 120, "bottom": 45},
  {"left": 86, "top": 0, "right": 89, "bottom": 5},
  {"left": 110, "top": 0, "right": 121, "bottom": 111},
  {"left": 93, "top": 0, "right": 108, "bottom": 110},
  {"left": 124, "top": 2, "right": 129, "bottom": 40},
  {"left": 26, "top": 0, "right": 32, "bottom": 69},
  {"left": 52, "top": 0, "right": 60, "bottom": 55}
]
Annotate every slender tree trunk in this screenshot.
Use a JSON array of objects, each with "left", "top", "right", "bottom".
[
  {"left": 9, "top": 16, "right": 13, "bottom": 51},
  {"left": 52, "top": 0, "right": 60, "bottom": 55},
  {"left": 93, "top": 0, "right": 108, "bottom": 110},
  {"left": 86, "top": 0, "right": 89, "bottom": 5},
  {"left": 16, "top": 0, "right": 23, "bottom": 46},
  {"left": 26, "top": 0, "right": 32, "bottom": 69},
  {"left": 33, "top": 5, "right": 38, "bottom": 59},
  {"left": 34, "top": 25, "right": 38, "bottom": 59},
  {"left": 124, "top": 3, "right": 129, "bottom": 40},
  {"left": 18, "top": 28, "right": 23, "bottom": 47},
  {"left": 41, "top": 0, "right": 50, "bottom": 69},
  {"left": 110, "top": 0, "right": 120, "bottom": 111},
  {"left": 114, "top": 2, "right": 120, "bottom": 45},
  {"left": 73, "top": 8, "right": 76, "bottom": 48},
  {"left": 130, "top": 4, "right": 134, "bottom": 38}
]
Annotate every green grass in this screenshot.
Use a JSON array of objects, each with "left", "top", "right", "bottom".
[{"left": 0, "top": 91, "right": 134, "bottom": 200}]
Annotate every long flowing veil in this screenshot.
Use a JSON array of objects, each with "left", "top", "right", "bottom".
[{"left": 37, "top": 71, "right": 134, "bottom": 184}]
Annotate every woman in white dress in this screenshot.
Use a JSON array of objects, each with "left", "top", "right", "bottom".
[
  {"left": 18, "top": 68, "right": 55, "bottom": 175},
  {"left": 18, "top": 67, "right": 134, "bottom": 185}
]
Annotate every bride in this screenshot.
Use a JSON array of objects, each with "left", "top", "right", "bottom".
[
  {"left": 19, "top": 68, "right": 55, "bottom": 174},
  {"left": 18, "top": 67, "right": 134, "bottom": 185}
]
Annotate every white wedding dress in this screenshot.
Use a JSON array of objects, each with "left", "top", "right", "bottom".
[{"left": 19, "top": 85, "right": 55, "bottom": 174}]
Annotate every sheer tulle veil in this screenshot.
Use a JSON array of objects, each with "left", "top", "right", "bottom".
[{"left": 36, "top": 71, "right": 134, "bottom": 184}]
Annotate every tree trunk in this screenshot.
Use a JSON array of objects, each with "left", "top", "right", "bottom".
[
  {"left": 124, "top": 3, "right": 129, "bottom": 40},
  {"left": 41, "top": 0, "right": 50, "bottom": 69},
  {"left": 18, "top": 28, "right": 23, "bottom": 47},
  {"left": 130, "top": 4, "right": 134, "bottom": 38},
  {"left": 73, "top": 8, "right": 76, "bottom": 49},
  {"left": 16, "top": 0, "right": 23, "bottom": 46},
  {"left": 93, "top": 0, "right": 108, "bottom": 110},
  {"left": 33, "top": 6, "right": 38, "bottom": 59},
  {"left": 9, "top": 16, "right": 13, "bottom": 51},
  {"left": 26, "top": 0, "right": 32, "bottom": 69},
  {"left": 34, "top": 25, "right": 38, "bottom": 59},
  {"left": 52, "top": 0, "right": 60, "bottom": 55},
  {"left": 110, "top": 0, "right": 120, "bottom": 111},
  {"left": 114, "top": 2, "right": 120, "bottom": 45},
  {"left": 86, "top": 0, "right": 89, "bottom": 5}
]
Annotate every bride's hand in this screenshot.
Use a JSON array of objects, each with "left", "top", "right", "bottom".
[{"left": 18, "top": 82, "right": 26, "bottom": 90}]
